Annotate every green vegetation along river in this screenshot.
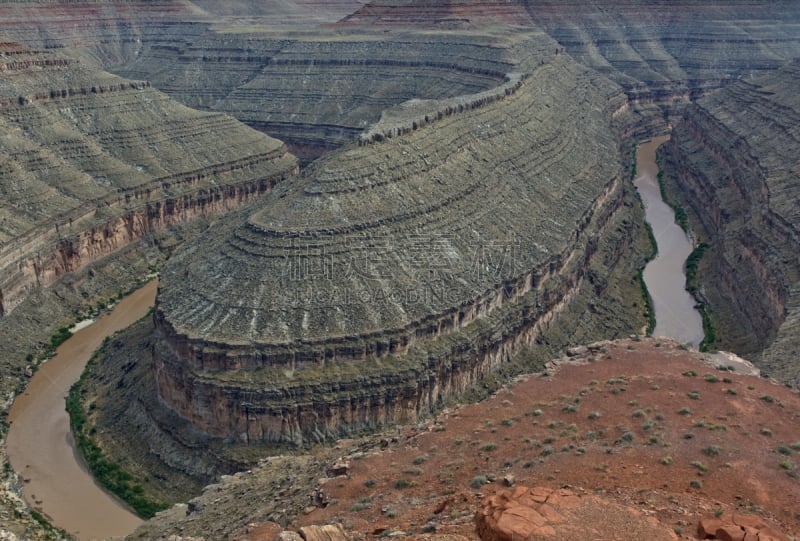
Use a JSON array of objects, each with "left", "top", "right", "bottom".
[{"left": 7, "top": 280, "right": 158, "bottom": 540}]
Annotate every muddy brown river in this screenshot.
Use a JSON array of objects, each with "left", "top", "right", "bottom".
[
  {"left": 7, "top": 280, "right": 157, "bottom": 540},
  {"left": 635, "top": 136, "right": 704, "bottom": 348}
]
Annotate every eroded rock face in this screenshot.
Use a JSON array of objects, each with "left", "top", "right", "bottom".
[
  {"left": 661, "top": 60, "right": 800, "bottom": 384},
  {"left": 151, "top": 54, "right": 641, "bottom": 445},
  {"left": 0, "top": 39, "right": 299, "bottom": 315},
  {"left": 475, "top": 486, "right": 676, "bottom": 541}
]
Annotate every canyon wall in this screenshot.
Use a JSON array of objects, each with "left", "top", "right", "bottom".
[
  {"left": 661, "top": 60, "right": 800, "bottom": 385},
  {"left": 145, "top": 54, "right": 646, "bottom": 446},
  {"left": 0, "top": 39, "right": 299, "bottom": 315},
  {"left": 113, "top": 32, "right": 523, "bottom": 162}
]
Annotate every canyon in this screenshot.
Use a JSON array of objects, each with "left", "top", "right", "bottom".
[
  {"left": 0, "top": 1, "right": 798, "bottom": 540},
  {"left": 661, "top": 60, "right": 800, "bottom": 386}
]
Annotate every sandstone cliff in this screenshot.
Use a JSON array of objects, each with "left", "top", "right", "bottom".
[{"left": 661, "top": 60, "right": 800, "bottom": 385}]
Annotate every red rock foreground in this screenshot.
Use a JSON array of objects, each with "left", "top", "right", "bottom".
[
  {"left": 476, "top": 485, "right": 676, "bottom": 541},
  {"left": 130, "top": 339, "right": 800, "bottom": 540},
  {"left": 698, "top": 513, "right": 790, "bottom": 541}
]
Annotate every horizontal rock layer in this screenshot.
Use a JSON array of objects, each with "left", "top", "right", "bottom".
[
  {"left": 113, "top": 30, "right": 524, "bottom": 161},
  {"left": 661, "top": 60, "right": 800, "bottom": 384},
  {"left": 151, "top": 55, "right": 641, "bottom": 444},
  {"left": 0, "top": 40, "right": 299, "bottom": 315}
]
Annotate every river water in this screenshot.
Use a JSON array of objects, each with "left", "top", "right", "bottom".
[
  {"left": 7, "top": 280, "right": 158, "bottom": 540},
  {"left": 634, "top": 136, "right": 704, "bottom": 348}
]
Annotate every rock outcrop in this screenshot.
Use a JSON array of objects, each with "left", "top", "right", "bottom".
[
  {"left": 0, "top": 39, "right": 298, "bottom": 315},
  {"left": 476, "top": 486, "right": 676, "bottom": 541},
  {"left": 660, "top": 60, "right": 800, "bottom": 384},
  {"left": 698, "top": 513, "right": 790, "bottom": 541},
  {"left": 148, "top": 53, "right": 644, "bottom": 446}
]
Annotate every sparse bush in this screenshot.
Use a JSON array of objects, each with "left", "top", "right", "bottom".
[
  {"left": 395, "top": 478, "right": 412, "bottom": 489},
  {"left": 541, "top": 446, "right": 555, "bottom": 456},
  {"left": 588, "top": 411, "right": 601, "bottom": 420},
  {"left": 678, "top": 407, "right": 693, "bottom": 416},
  {"left": 703, "top": 445, "right": 722, "bottom": 457},
  {"left": 479, "top": 443, "right": 498, "bottom": 452},
  {"left": 726, "top": 388, "right": 738, "bottom": 396},
  {"left": 683, "top": 370, "right": 698, "bottom": 377},
  {"left": 704, "top": 374, "right": 719, "bottom": 383},
  {"left": 660, "top": 456, "right": 673, "bottom": 465},
  {"left": 691, "top": 461, "right": 709, "bottom": 472},
  {"left": 470, "top": 476, "right": 488, "bottom": 489},
  {"left": 779, "top": 460, "right": 794, "bottom": 471},
  {"left": 562, "top": 404, "right": 578, "bottom": 413},
  {"left": 690, "top": 479, "right": 704, "bottom": 489},
  {"left": 776, "top": 446, "right": 792, "bottom": 456},
  {"left": 501, "top": 418, "right": 513, "bottom": 426},
  {"left": 533, "top": 409, "right": 543, "bottom": 416},
  {"left": 688, "top": 391, "right": 701, "bottom": 400},
  {"left": 761, "top": 427, "right": 773, "bottom": 437},
  {"left": 413, "top": 456, "right": 426, "bottom": 465},
  {"left": 632, "top": 409, "right": 646, "bottom": 418}
]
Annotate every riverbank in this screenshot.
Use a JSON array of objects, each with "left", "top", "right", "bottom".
[{"left": 6, "top": 280, "right": 158, "bottom": 540}]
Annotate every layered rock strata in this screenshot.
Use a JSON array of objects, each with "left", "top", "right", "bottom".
[
  {"left": 152, "top": 55, "right": 641, "bottom": 445},
  {"left": 0, "top": 0, "right": 206, "bottom": 67},
  {"left": 660, "top": 60, "right": 800, "bottom": 384},
  {"left": 0, "top": 40, "right": 298, "bottom": 315},
  {"left": 522, "top": 0, "right": 800, "bottom": 105},
  {"left": 338, "top": 1, "right": 800, "bottom": 135},
  {"left": 114, "top": 31, "right": 521, "bottom": 161}
]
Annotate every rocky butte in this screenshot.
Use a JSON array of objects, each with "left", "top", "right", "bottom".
[{"left": 151, "top": 51, "right": 640, "bottom": 446}]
